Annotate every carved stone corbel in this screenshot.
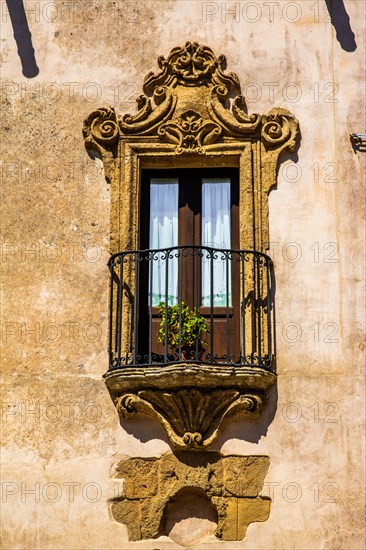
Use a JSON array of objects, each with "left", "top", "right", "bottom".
[
  {"left": 105, "top": 365, "right": 275, "bottom": 450},
  {"left": 116, "top": 390, "right": 264, "bottom": 449}
]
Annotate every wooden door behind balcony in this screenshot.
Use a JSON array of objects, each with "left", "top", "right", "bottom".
[{"left": 138, "top": 168, "right": 240, "bottom": 363}]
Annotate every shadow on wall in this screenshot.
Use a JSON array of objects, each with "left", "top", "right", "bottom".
[
  {"left": 163, "top": 487, "right": 218, "bottom": 546},
  {"left": 6, "top": 0, "right": 39, "bottom": 77},
  {"left": 325, "top": 0, "right": 357, "bottom": 52},
  {"left": 120, "top": 414, "right": 172, "bottom": 447},
  {"left": 215, "top": 383, "right": 278, "bottom": 446}
]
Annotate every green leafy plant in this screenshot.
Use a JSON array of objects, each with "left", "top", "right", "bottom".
[{"left": 157, "top": 301, "right": 209, "bottom": 350}]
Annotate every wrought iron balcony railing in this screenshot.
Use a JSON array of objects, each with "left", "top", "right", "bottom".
[{"left": 108, "top": 246, "right": 275, "bottom": 371}]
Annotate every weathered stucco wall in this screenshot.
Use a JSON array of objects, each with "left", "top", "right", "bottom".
[{"left": 1, "top": 0, "right": 365, "bottom": 548}]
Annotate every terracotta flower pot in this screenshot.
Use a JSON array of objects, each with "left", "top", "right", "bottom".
[{"left": 178, "top": 346, "right": 204, "bottom": 361}]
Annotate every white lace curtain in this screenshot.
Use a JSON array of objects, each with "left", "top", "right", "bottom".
[
  {"left": 149, "top": 179, "right": 178, "bottom": 305},
  {"left": 149, "top": 177, "right": 231, "bottom": 307},
  {"left": 201, "top": 178, "right": 231, "bottom": 306}
]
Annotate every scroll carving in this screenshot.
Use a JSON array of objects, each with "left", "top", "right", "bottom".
[
  {"left": 82, "top": 107, "right": 119, "bottom": 183},
  {"left": 158, "top": 110, "right": 222, "bottom": 153},
  {"left": 209, "top": 85, "right": 262, "bottom": 136},
  {"left": 120, "top": 86, "right": 176, "bottom": 135},
  {"left": 142, "top": 41, "right": 241, "bottom": 92},
  {"left": 261, "top": 108, "right": 298, "bottom": 151},
  {"left": 83, "top": 41, "right": 299, "bottom": 158}
]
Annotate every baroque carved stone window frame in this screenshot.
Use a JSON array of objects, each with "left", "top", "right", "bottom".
[{"left": 83, "top": 42, "right": 299, "bottom": 450}]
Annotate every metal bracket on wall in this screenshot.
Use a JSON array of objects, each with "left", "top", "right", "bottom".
[{"left": 350, "top": 133, "right": 366, "bottom": 152}]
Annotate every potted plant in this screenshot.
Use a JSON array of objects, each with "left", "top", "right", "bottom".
[{"left": 157, "top": 301, "right": 209, "bottom": 360}]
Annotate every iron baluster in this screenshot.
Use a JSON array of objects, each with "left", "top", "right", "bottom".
[
  {"left": 210, "top": 248, "right": 214, "bottom": 362},
  {"left": 225, "top": 250, "right": 230, "bottom": 363},
  {"left": 266, "top": 256, "right": 272, "bottom": 364},
  {"left": 117, "top": 253, "right": 124, "bottom": 366}
]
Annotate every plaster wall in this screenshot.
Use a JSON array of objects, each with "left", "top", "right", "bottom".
[{"left": 1, "top": 0, "right": 365, "bottom": 548}]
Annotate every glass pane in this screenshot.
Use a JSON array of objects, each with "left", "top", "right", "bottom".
[
  {"left": 149, "top": 178, "right": 178, "bottom": 306},
  {"left": 201, "top": 178, "right": 231, "bottom": 306}
]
